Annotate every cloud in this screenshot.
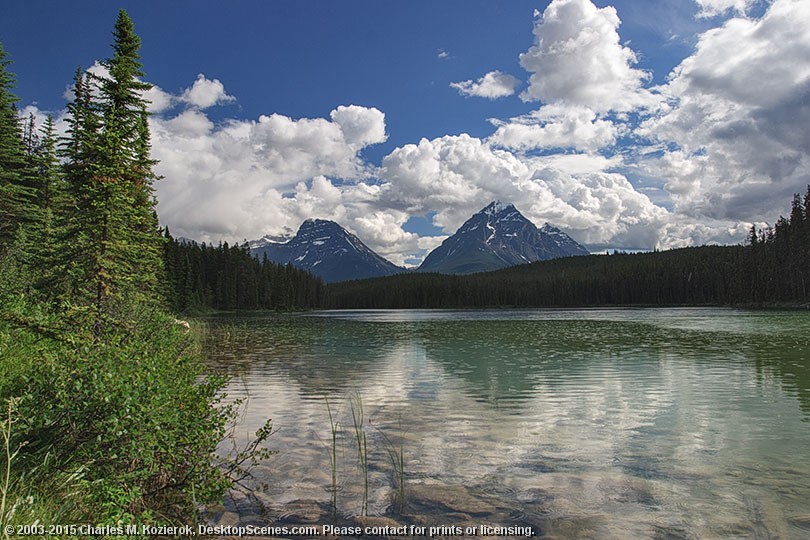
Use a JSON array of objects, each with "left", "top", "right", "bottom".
[
  {"left": 151, "top": 104, "right": 388, "bottom": 245},
  {"left": 154, "top": 1, "right": 806, "bottom": 262},
  {"left": 694, "top": 0, "right": 761, "bottom": 18},
  {"left": 329, "top": 105, "right": 387, "bottom": 149},
  {"left": 640, "top": 0, "right": 810, "bottom": 222},
  {"left": 519, "top": 0, "right": 654, "bottom": 112},
  {"left": 352, "top": 209, "right": 422, "bottom": 265},
  {"left": 66, "top": 1, "right": 810, "bottom": 265},
  {"left": 380, "top": 134, "right": 530, "bottom": 227},
  {"left": 179, "top": 74, "right": 235, "bottom": 109},
  {"left": 489, "top": 105, "right": 619, "bottom": 153},
  {"left": 380, "top": 133, "right": 672, "bottom": 249},
  {"left": 39, "top": 3, "right": 806, "bottom": 264},
  {"left": 480, "top": 0, "right": 653, "bottom": 176},
  {"left": 162, "top": 109, "right": 214, "bottom": 137},
  {"left": 450, "top": 71, "right": 521, "bottom": 99},
  {"left": 143, "top": 85, "right": 174, "bottom": 113}
]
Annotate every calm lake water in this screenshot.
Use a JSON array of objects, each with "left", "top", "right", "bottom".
[{"left": 204, "top": 308, "right": 810, "bottom": 539}]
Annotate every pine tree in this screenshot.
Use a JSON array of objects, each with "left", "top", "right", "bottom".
[
  {"left": 22, "top": 112, "right": 40, "bottom": 156},
  {"left": 26, "top": 114, "right": 72, "bottom": 297},
  {"left": 0, "top": 41, "right": 34, "bottom": 250},
  {"left": 61, "top": 10, "right": 165, "bottom": 336},
  {"left": 34, "top": 115, "right": 61, "bottom": 209}
]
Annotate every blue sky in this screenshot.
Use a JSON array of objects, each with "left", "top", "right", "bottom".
[
  {"left": 3, "top": 1, "right": 701, "bottom": 151},
  {"left": 3, "top": 0, "right": 808, "bottom": 265}
]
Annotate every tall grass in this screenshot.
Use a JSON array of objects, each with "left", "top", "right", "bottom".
[
  {"left": 0, "top": 399, "right": 16, "bottom": 537},
  {"left": 378, "top": 427, "right": 406, "bottom": 512},
  {"left": 322, "top": 393, "right": 408, "bottom": 517},
  {"left": 0, "top": 400, "right": 83, "bottom": 537},
  {"left": 349, "top": 393, "right": 369, "bottom": 517},
  {"left": 324, "top": 397, "right": 340, "bottom": 523}
]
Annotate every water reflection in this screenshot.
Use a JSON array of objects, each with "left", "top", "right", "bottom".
[{"left": 205, "top": 309, "right": 810, "bottom": 539}]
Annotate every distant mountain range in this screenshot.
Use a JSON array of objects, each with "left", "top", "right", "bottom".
[{"left": 249, "top": 202, "right": 588, "bottom": 283}]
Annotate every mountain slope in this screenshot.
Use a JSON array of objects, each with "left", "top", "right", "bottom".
[
  {"left": 250, "top": 219, "right": 403, "bottom": 283},
  {"left": 418, "top": 201, "right": 588, "bottom": 274}
]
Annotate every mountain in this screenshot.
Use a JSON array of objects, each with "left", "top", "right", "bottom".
[
  {"left": 418, "top": 201, "right": 588, "bottom": 274},
  {"left": 250, "top": 219, "right": 403, "bottom": 283}
]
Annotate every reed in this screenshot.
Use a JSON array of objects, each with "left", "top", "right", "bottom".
[
  {"left": 324, "top": 397, "right": 340, "bottom": 523},
  {"left": 349, "top": 393, "right": 369, "bottom": 516},
  {"left": 378, "top": 427, "right": 406, "bottom": 512}
]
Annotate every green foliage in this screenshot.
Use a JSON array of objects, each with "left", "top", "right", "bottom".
[
  {"left": 743, "top": 185, "right": 810, "bottom": 304},
  {"left": 217, "top": 417, "right": 276, "bottom": 492},
  {"left": 19, "top": 311, "right": 229, "bottom": 522},
  {"left": 0, "top": 266, "right": 233, "bottom": 525},
  {"left": 0, "top": 42, "right": 36, "bottom": 251}
]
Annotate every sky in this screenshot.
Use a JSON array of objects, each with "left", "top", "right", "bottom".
[{"left": 2, "top": 0, "right": 809, "bottom": 266}]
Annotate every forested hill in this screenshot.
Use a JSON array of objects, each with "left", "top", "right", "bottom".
[
  {"left": 323, "top": 187, "right": 810, "bottom": 309},
  {"left": 323, "top": 246, "right": 745, "bottom": 309}
]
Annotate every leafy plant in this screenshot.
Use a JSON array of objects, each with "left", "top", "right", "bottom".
[{"left": 219, "top": 414, "right": 276, "bottom": 490}]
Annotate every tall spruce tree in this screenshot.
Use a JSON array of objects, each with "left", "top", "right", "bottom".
[
  {"left": 62, "top": 10, "right": 164, "bottom": 335},
  {"left": 25, "top": 114, "right": 72, "bottom": 297},
  {"left": 0, "top": 41, "right": 34, "bottom": 251}
]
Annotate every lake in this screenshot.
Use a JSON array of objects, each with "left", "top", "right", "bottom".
[{"left": 203, "top": 308, "right": 810, "bottom": 539}]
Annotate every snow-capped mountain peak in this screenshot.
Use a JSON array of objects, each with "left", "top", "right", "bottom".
[
  {"left": 482, "top": 200, "right": 512, "bottom": 216},
  {"left": 419, "top": 201, "right": 588, "bottom": 275},
  {"left": 250, "top": 219, "right": 403, "bottom": 283},
  {"left": 248, "top": 231, "right": 294, "bottom": 250}
]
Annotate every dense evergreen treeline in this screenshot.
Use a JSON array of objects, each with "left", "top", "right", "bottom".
[
  {"left": 323, "top": 246, "right": 744, "bottom": 308},
  {"left": 0, "top": 12, "right": 252, "bottom": 529},
  {"left": 163, "top": 233, "right": 323, "bottom": 312},
  {"left": 325, "top": 189, "right": 810, "bottom": 309},
  {"left": 745, "top": 188, "right": 810, "bottom": 303}
]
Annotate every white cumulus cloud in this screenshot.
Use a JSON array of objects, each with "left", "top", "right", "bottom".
[
  {"left": 380, "top": 133, "right": 671, "bottom": 250},
  {"left": 151, "top": 103, "right": 388, "bottom": 245},
  {"left": 179, "top": 74, "right": 236, "bottom": 109},
  {"left": 450, "top": 70, "right": 521, "bottom": 99},
  {"left": 329, "top": 105, "right": 388, "bottom": 149},
  {"left": 640, "top": 0, "right": 810, "bottom": 222},
  {"left": 489, "top": 105, "right": 619, "bottom": 153},
  {"left": 519, "top": 0, "right": 654, "bottom": 112}
]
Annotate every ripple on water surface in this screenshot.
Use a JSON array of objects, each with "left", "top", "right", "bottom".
[{"left": 205, "top": 308, "right": 810, "bottom": 539}]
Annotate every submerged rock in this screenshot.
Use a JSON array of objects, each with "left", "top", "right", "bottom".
[
  {"left": 275, "top": 498, "right": 330, "bottom": 523},
  {"left": 789, "top": 515, "right": 810, "bottom": 531},
  {"left": 405, "top": 483, "right": 498, "bottom": 516}
]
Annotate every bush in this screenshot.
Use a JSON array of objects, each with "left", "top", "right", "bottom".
[{"left": 1, "top": 265, "right": 234, "bottom": 526}]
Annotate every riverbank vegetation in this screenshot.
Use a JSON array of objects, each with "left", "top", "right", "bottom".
[{"left": 0, "top": 11, "right": 253, "bottom": 531}]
